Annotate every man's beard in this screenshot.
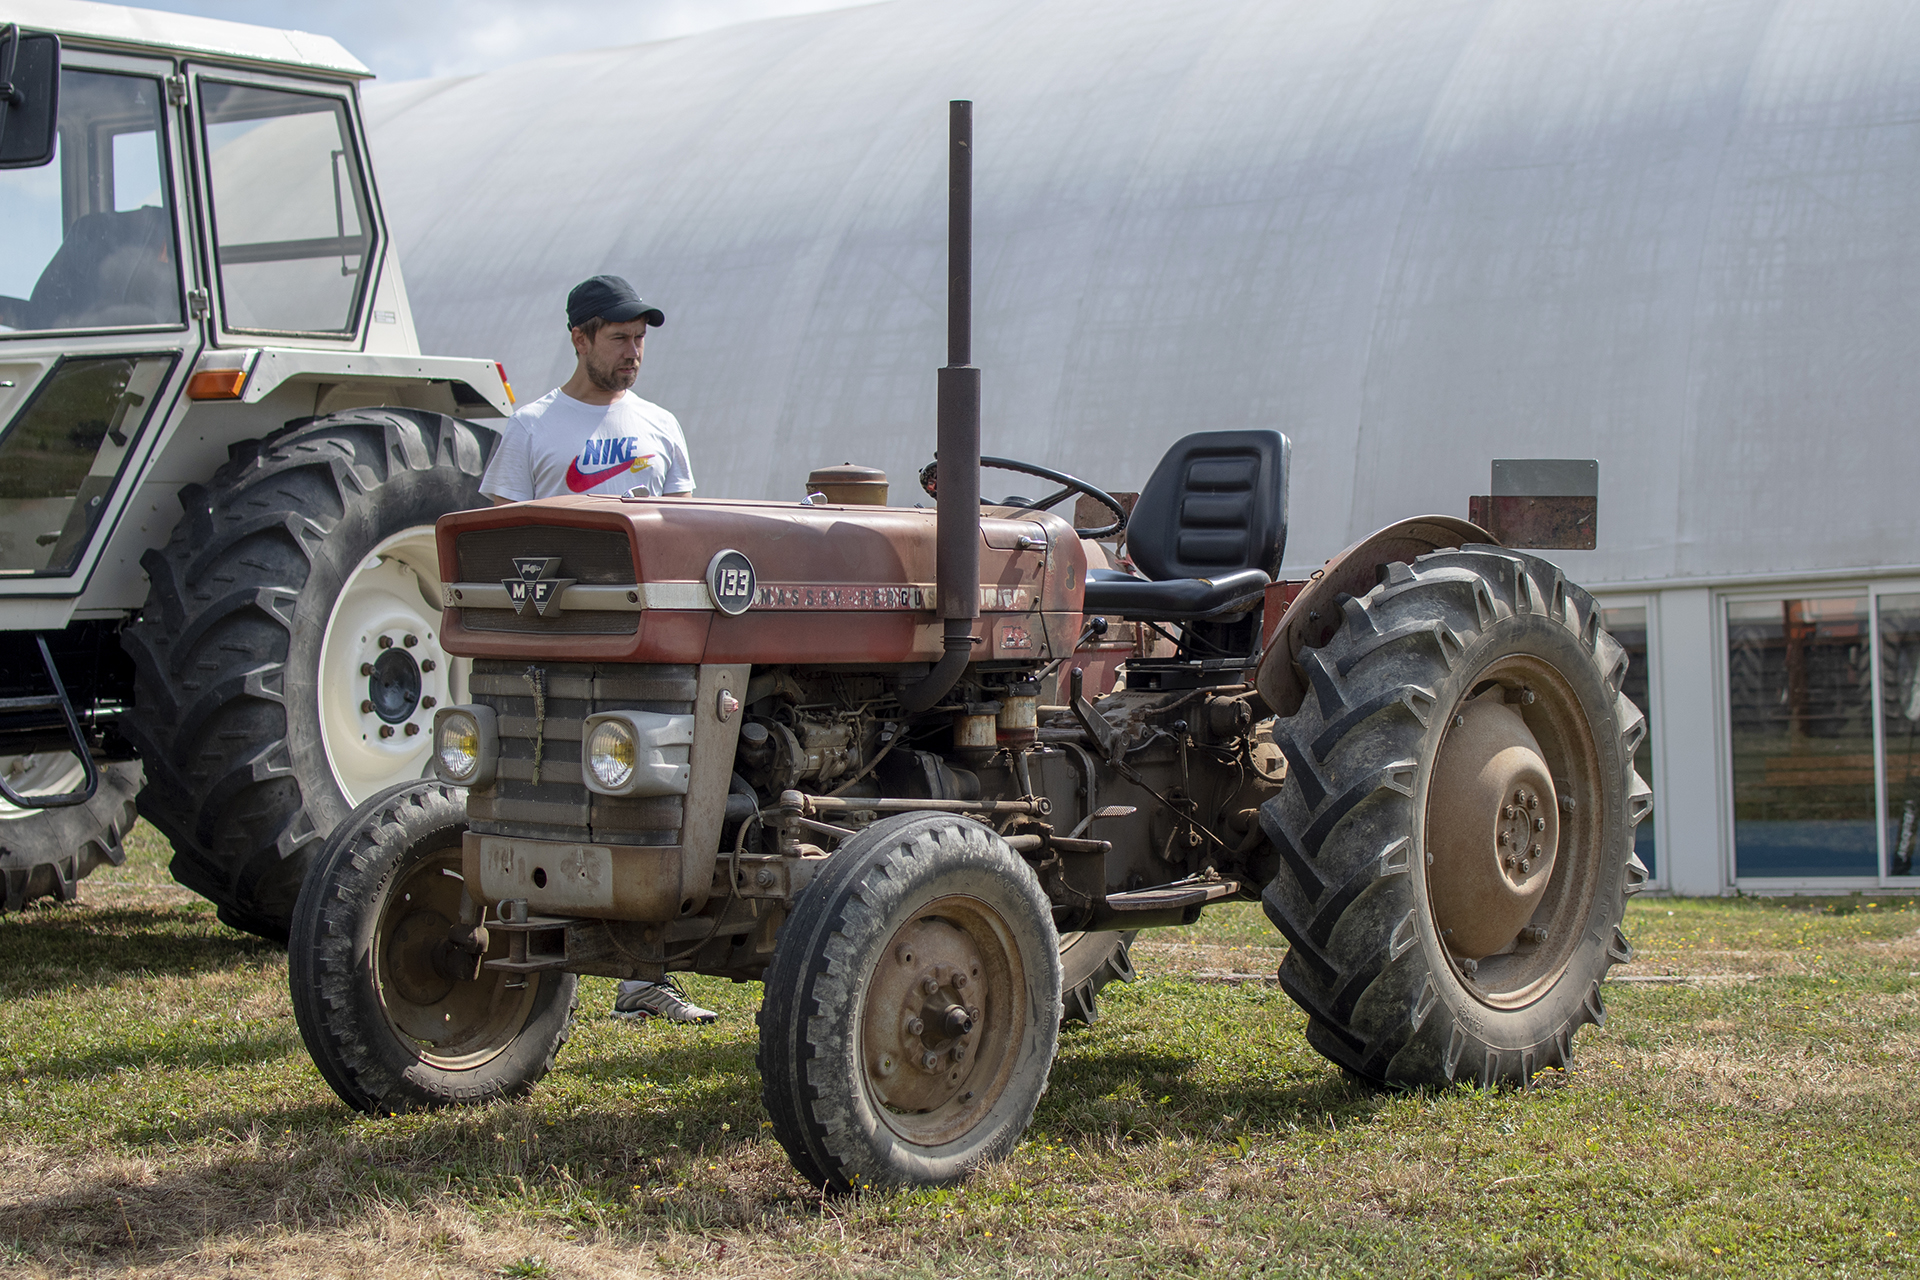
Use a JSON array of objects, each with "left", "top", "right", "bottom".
[{"left": 585, "top": 354, "right": 639, "bottom": 393}]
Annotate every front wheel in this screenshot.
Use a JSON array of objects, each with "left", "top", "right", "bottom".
[
  {"left": 1259, "top": 547, "right": 1651, "bottom": 1087},
  {"left": 757, "top": 812, "right": 1062, "bottom": 1191},
  {"left": 288, "top": 780, "right": 576, "bottom": 1112}
]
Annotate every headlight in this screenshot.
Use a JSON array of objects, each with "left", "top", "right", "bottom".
[
  {"left": 588, "top": 718, "right": 636, "bottom": 789},
  {"left": 431, "top": 705, "right": 497, "bottom": 787},
  {"left": 580, "top": 709, "right": 695, "bottom": 796}
]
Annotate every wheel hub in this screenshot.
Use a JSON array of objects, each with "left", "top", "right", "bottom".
[
  {"left": 368, "top": 646, "right": 423, "bottom": 724},
  {"left": 1427, "top": 693, "right": 1559, "bottom": 959},
  {"left": 863, "top": 917, "right": 987, "bottom": 1115}
]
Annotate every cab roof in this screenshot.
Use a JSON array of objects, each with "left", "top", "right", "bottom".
[{"left": 9, "top": 0, "right": 372, "bottom": 79}]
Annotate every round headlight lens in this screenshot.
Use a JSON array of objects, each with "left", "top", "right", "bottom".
[
  {"left": 436, "top": 711, "right": 481, "bottom": 782},
  {"left": 588, "top": 718, "right": 637, "bottom": 789}
]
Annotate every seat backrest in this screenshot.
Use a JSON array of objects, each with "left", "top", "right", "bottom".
[
  {"left": 1125, "top": 429, "right": 1290, "bottom": 582},
  {"left": 27, "top": 206, "right": 179, "bottom": 331}
]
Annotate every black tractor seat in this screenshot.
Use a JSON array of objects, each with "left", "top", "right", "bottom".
[{"left": 1079, "top": 429, "right": 1290, "bottom": 624}]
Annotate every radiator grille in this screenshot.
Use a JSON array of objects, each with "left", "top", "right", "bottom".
[
  {"left": 457, "top": 526, "right": 636, "bottom": 584},
  {"left": 461, "top": 608, "right": 639, "bottom": 635},
  {"left": 467, "top": 660, "right": 697, "bottom": 845}
]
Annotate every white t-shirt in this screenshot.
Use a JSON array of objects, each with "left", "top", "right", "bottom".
[{"left": 480, "top": 388, "right": 695, "bottom": 502}]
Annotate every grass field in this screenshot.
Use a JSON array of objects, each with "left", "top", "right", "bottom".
[{"left": 2, "top": 824, "right": 1918, "bottom": 1278}]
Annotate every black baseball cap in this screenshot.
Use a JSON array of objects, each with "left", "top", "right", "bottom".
[{"left": 566, "top": 275, "right": 665, "bottom": 330}]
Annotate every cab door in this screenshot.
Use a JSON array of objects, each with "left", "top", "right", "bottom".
[{"left": 0, "top": 45, "right": 201, "bottom": 591}]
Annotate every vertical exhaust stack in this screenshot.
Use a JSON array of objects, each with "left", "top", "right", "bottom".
[{"left": 898, "top": 100, "right": 981, "bottom": 713}]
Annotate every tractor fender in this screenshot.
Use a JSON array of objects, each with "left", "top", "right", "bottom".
[{"left": 1254, "top": 515, "right": 1492, "bottom": 718}]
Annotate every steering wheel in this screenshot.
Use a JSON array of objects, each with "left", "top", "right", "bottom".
[{"left": 917, "top": 455, "right": 1127, "bottom": 538}]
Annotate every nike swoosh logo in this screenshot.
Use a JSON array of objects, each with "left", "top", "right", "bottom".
[{"left": 565, "top": 458, "right": 633, "bottom": 492}]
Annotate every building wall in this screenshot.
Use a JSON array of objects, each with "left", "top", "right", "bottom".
[{"left": 365, "top": 0, "right": 1920, "bottom": 893}]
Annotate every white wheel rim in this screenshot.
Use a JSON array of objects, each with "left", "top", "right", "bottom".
[
  {"left": 0, "top": 753, "right": 86, "bottom": 819},
  {"left": 317, "top": 526, "right": 470, "bottom": 806}
]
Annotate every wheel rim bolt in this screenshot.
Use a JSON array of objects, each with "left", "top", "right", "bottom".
[
  {"left": 952, "top": 972, "right": 968, "bottom": 990},
  {"left": 923, "top": 977, "right": 940, "bottom": 996},
  {"left": 906, "top": 1016, "right": 924, "bottom": 1036},
  {"left": 360, "top": 662, "right": 374, "bottom": 676},
  {"left": 421, "top": 659, "right": 436, "bottom": 673},
  {"left": 922, "top": 1052, "right": 940, "bottom": 1072},
  {"left": 378, "top": 635, "right": 393, "bottom": 649},
  {"left": 1520, "top": 926, "right": 1548, "bottom": 944},
  {"left": 405, "top": 723, "right": 420, "bottom": 736},
  {"left": 379, "top": 725, "right": 395, "bottom": 738},
  {"left": 422, "top": 696, "right": 437, "bottom": 709},
  {"left": 403, "top": 634, "right": 418, "bottom": 648},
  {"left": 360, "top": 699, "right": 374, "bottom": 713},
  {"left": 1533, "top": 816, "right": 1545, "bottom": 832}
]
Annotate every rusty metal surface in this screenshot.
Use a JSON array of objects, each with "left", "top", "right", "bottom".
[
  {"left": 1254, "top": 515, "right": 1488, "bottom": 717},
  {"left": 1424, "top": 695, "right": 1557, "bottom": 958},
  {"left": 1467, "top": 495, "right": 1597, "bottom": 550},
  {"left": 437, "top": 496, "right": 1088, "bottom": 666}
]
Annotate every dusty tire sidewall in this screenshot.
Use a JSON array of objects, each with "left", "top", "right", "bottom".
[
  {"left": 1398, "top": 610, "right": 1633, "bottom": 1060},
  {"left": 289, "top": 781, "right": 574, "bottom": 1111}
]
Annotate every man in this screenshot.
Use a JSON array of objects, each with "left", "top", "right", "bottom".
[{"left": 478, "top": 274, "right": 717, "bottom": 1025}]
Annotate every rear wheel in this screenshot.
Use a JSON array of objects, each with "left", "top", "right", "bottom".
[
  {"left": 122, "top": 408, "right": 490, "bottom": 941},
  {"left": 0, "top": 757, "right": 140, "bottom": 912},
  {"left": 288, "top": 780, "right": 575, "bottom": 1112},
  {"left": 1058, "top": 930, "right": 1135, "bottom": 1027},
  {"left": 757, "top": 812, "right": 1061, "bottom": 1191},
  {"left": 1259, "top": 547, "right": 1651, "bottom": 1087}
]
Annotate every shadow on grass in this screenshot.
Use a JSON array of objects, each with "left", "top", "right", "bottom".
[
  {"left": 0, "top": 905, "right": 277, "bottom": 997},
  {"left": 26, "top": 1029, "right": 300, "bottom": 1091}
]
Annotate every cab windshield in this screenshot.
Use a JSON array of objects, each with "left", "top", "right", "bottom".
[{"left": 0, "top": 68, "right": 182, "bottom": 335}]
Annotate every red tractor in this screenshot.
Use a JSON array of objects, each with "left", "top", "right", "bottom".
[{"left": 288, "top": 104, "right": 1649, "bottom": 1192}]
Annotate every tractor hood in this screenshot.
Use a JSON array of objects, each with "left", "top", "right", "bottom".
[{"left": 434, "top": 495, "right": 1088, "bottom": 667}]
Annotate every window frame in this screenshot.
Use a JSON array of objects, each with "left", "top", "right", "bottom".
[
  {"left": 0, "top": 50, "right": 191, "bottom": 342},
  {"left": 186, "top": 64, "right": 383, "bottom": 344},
  {"left": 1717, "top": 579, "right": 1920, "bottom": 891}
]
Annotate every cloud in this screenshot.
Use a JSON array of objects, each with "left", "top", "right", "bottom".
[{"left": 116, "top": 0, "right": 884, "bottom": 81}]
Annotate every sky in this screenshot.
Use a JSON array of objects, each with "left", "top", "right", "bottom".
[{"left": 117, "top": 0, "right": 884, "bottom": 81}]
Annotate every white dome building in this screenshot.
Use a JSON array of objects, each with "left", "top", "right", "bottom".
[{"left": 367, "top": 0, "right": 1920, "bottom": 896}]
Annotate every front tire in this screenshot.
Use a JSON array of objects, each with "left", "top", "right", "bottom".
[
  {"left": 757, "top": 812, "right": 1062, "bottom": 1191},
  {"left": 1259, "top": 547, "right": 1651, "bottom": 1088},
  {"left": 288, "top": 780, "right": 576, "bottom": 1112},
  {"left": 122, "top": 408, "right": 491, "bottom": 941}
]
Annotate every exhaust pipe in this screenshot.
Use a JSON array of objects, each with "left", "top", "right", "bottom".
[{"left": 899, "top": 100, "right": 981, "bottom": 714}]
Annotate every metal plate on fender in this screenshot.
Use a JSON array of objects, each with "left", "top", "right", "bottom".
[{"left": 706, "top": 548, "right": 756, "bottom": 616}]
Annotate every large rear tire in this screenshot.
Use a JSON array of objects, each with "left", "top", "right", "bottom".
[
  {"left": 1058, "top": 930, "right": 1135, "bottom": 1027},
  {"left": 122, "top": 408, "right": 490, "bottom": 941},
  {"left": 757, "top": 812, "right": 1062, "bottom": 1191},
  {"left": 0, "top": 757, "right": 141, "bottom": 912},
  {"left": 288, "top": 780, "right": 576, "bottom": 1112},
  {"left": 1259, "top": 547, "right": 1651, "bottom": 1088}
]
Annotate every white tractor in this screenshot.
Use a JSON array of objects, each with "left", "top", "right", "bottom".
[{"left": 0, "top": 3, "right": 512, "bottom": 938}]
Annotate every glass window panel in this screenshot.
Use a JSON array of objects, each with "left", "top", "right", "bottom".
[
  {"left": 1602, "top": 605, "right": 1655, "bottom": 878},
  {"left": 1728, "top": 596, "right": 1877, "bottom": 876},
  {"left": 1878, "top": 593, "right": 1920, "bottom": 878},
  {"left": 0, "top": 354, "right": 177, "bottom": 574},
  {"left": 0, "top": 70, "right": 181, "bottom": 333},
  {"left": 200, "top": 81, "right": 372, "bottom": 334}
]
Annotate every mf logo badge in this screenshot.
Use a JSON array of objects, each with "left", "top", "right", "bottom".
[
  {"left": 504, "top": 556, "right": 576, "bottom": 617},
  {"left": 705, "top": 548, "right": 756, "bottom": 616}
]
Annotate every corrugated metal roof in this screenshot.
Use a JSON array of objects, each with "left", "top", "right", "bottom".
[
  {"left": 12, "top": 0, "right": 370, "bottom": 78},
  {"left": 367, "top": 0, "right": 1920, "bottom": 587}
]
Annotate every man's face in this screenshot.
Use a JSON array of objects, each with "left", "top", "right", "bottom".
[{"left": 575, "top": 320, "right": 648, "bottom": 393}]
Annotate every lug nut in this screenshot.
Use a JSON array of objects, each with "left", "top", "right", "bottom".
[
  {"left": 923, "top": 977, "right": 940, "bottom": 996},
  {"left": 1520, "top": 925, "right": 1548, "bottom": 944},
  {"left": 1453, "top": 714, "right": 1465, "bottom": 728},
  {"left": 421, "top": 659, "right": 437, "bottom": 672},
  {"left": 1526, "top": 794, "right": 1539, "bottom": 811},
  {"left": 403, "top": 634, "right": 418, "bottom": 648},
  {"left": 379, "top": 725, "right": 395, "bottom": 738},
  {"left": 952, "top": 972, "right": 968, "bottom": 990},
  {"left": 405, "top": 723, "right": 420, "bottom": 736},
  {"left": 422, "top": 696, "right": 437, "bottom": 709},
  {"left": 378, "top": 635, "right": 393, "bottom": 649},
  {"left": 1520, "top": 688, "right": 1536, "bottom": 704},
  {"left": 906, "top": 1016, "right": 924, "bottom": 1036},
  {"left": 1533, "top": 816, "right": 1545, "bottom": 832},
  {"left": 360, "top": 662, "right": 374, "bottom": 676},
  {"left": 922, "top": 1052, "right": 940, "bottom": 1072},
  {"left": 360, "top": 699, "right": 374, "bottom": 714},
  {"left": 1560, "top": 794, "right": 1576, "bottom": 812},
  {"left": 953, "top": 1045, "right": 967, "bottom": 1063}
]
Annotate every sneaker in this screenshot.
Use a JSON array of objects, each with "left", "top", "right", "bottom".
[{"left": 612, "top": 978, "right": 718, "bottom": 1024}]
